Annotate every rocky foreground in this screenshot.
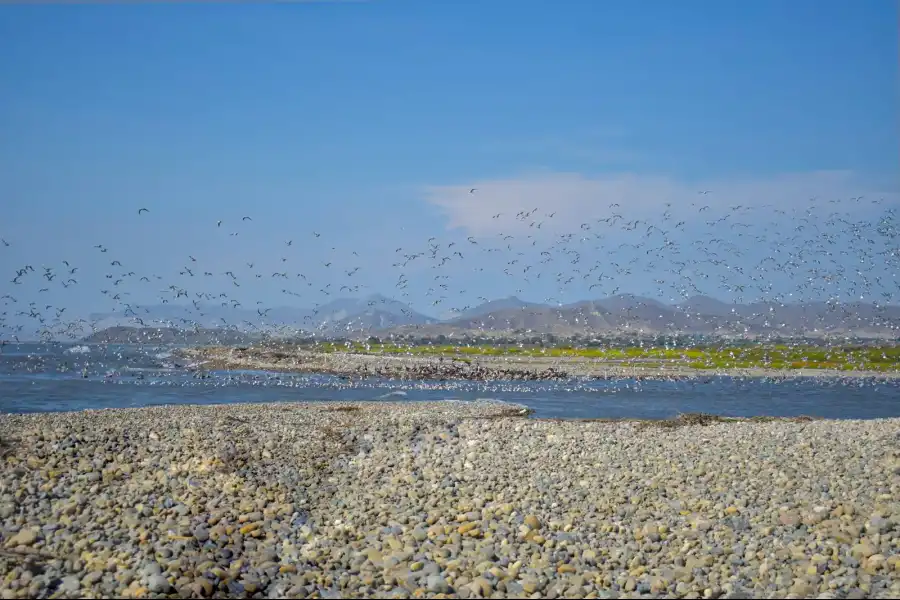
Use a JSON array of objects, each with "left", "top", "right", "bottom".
[{"left": 0, "top": 402, "right": 898, "bottom": 599}]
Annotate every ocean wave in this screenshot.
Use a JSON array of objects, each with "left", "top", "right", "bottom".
[{"left": 65, "top": 345, "right": 91, "bottom": 355}]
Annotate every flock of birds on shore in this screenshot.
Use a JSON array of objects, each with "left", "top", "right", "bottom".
[{"left": 1, "top": 192, "right": 898, "bottom": 348}]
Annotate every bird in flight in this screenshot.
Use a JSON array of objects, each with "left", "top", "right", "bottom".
[
  {"left": 138, "top": 208, "right": 149, "bottom": 214},
  {"left": 469, "top": 188, "right": 477, "bottom": 194},
  {"left": 242, "top": 216, "right": 252, "bottom": 221}
]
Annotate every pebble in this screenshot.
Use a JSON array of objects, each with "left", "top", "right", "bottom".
[
  {"left": 426, "top": 574, "right": 450, "bottom": 594},
  {"left": 0, "top": 401, "right": 897, "bottom": 599},
  {"left": 147, "top": 574, "right": 172, "bottom": 593}
]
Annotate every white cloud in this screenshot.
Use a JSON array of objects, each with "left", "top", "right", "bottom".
[{"left": 423, "top": 170, "right": 899, "bottom": 237}]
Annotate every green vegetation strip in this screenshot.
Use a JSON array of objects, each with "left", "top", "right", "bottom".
[{"left": 307, "top": 342, "right": 900, "bottom": 371}]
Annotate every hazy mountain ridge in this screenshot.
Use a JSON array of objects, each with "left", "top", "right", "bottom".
[
  {"left": 87, "top": 294, "right": 436, "bottom": 335},
  {"left": 454, "top": 296, "right": 543, "bottom": 320},
  {"left": 82, "top": 326, "right": 262, "bottom": 345},
  {"left": 84, "top": 293, "right": 900, "bottom": 342}
]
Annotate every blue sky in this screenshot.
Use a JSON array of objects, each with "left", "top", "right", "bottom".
[{"left": 1, "top": 0, "right": 897, "bottom": 332}]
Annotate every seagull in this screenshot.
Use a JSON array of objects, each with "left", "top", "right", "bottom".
[
  {"left": 138, "top": 208, "right": 149, "bottom": 214},
  {"left": 469, "top": 188, "right": 477, "bottom": 194},
  {"left": 242, "top": 216, "right": 252, "bottom": 221}
]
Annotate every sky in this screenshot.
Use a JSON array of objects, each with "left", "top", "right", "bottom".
[{"left": 0, "top": 0, "right": 898, "bottom": 335}]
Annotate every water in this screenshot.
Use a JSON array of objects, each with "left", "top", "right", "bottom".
[{"left": 1, "top": 342, "right": 899, "bottom": 420}]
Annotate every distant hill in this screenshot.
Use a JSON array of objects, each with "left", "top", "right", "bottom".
[
  {"left": 315, "top": 308, "right": 436, "bottom": 334},
  {"left": 84, "top": 294, "right": 900, "bottom": 342},
  {"left": 82, "top": 326, "right": 260, "bottom": 345},
  {"left": 381, "top": 296, "right": 900, "bottom": 340},
  {"left": 306, "top": 295, "right": 435, "bottom": 332},
  {"left": 673, "top": 295, "right": 738, "bottom": 317},
  {"left": 87, "top": 293, "right": 434, "bottom": 335},
  {"left": 456, "top": 296, "right": 543, "bottom": 320}
]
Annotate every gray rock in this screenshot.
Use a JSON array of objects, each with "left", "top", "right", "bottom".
[
  {"left": 59, "top": 575, "right": 81, "bottom": 593},
  {"left": 140, "top": 562, "right": 163, "bottom": 577},
  {"left": 425, "top": 574, "right": 450, "bottom": 593},
  {"left": 81, "top": 571, "right": 103, "bottom": 586},
  {"left": 147, "top": 574, "right": 172, "bottom": 594}
]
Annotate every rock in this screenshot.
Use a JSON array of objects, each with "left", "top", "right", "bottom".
[
  {"left": 779, "top": 511, "right": 801, "bottom": 527},
  {"left": 524, "top": 515, "right": 541, "bottom": 530},
  {"left": 59, "top": 576, "right": 81, "bottom": 593},
  {"left": 191, "top": 578, "right": 213, "bottom": 597},
  {"left": 147, "top": 574, "right": 172, "bottom": 594},
  {"left": 81, "top": 571, "right": 103, "bottom": 586},
  {"left": 0, "top": 401, "right": 897, "bottom": 600},
  {"left": 192, "top": 526, "right": 210, "bottom": 542},
  {"left": 864, "top": 554, "right": 886, "bottom": 573},
  {"left": 789, "top": 581, "right": 815, "bottom": 597},
  {"left": 469, "top": 577, "right": 493, "bottom": 597},
  {"left": 851, "top": 542, "right": 876, "bottom": 559},
  {"left": 424, "top": 574, "right": 449, "bottom": 594},
  {"left": 866, "top": 515, "right": 891, "bottom": 534},
  {"left": 4, "top": 528, "right": 38, "bottom": 547}
]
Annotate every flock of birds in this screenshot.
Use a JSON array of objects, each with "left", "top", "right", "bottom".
[{"left": 1, "top": 192, "right": 898, "bottom": 345}]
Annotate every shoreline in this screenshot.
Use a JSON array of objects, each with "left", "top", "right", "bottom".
[
  {"left": 2, "top": 401, "right": 898, "bottom": 599},
  {"left": 176, "top": 346, "right": 900, "bottom": 382}
]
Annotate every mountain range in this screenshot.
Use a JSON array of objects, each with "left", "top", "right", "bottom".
[
  {"left": 87, "top": 294, "right": 436, "bottom": 337},
  {"left": 85, "top": 293, "right": 900, "bottom": 341},
  {"left": 81, "top": 326, "right": 262, "bottom": 345}
]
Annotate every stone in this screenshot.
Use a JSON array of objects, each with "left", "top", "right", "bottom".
[
  {"left": 60, "top": 576, "right": 81, "bottom": 593},
  {"left": 524, "top": 515, "right": 541, "bottom": 530},
  {"left": 147, "top": 575, "right": 172, "bottom": 594},
  {"left": 4, "top": 528, "right": 38, "bottom": 547},
  {"left": 1, "top": 400, "right": 896, "bottom": 600},
  {"left": 425, "top": 575, "right": 449, "bottom": 594}
]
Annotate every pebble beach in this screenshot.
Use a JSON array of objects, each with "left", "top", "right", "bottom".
[{"left": 1, "top": 401, "right": 898, "bottom": 599}]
